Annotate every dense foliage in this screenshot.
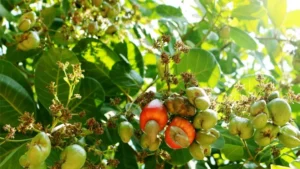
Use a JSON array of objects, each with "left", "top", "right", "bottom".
[{"left": 0, "top": 0, "right": 300, "bottom": 169}]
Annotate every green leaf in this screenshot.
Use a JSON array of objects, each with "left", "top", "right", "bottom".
[
  {"left": 0, "top": 60, "right": 32, "bottom": 96},
  {"left": 290, "top": 159, "right": 300, "bottom": 169},
  {"left": 35, "top": 48, "right": 79, "bottom": 111},
  {"left": 266, "top": 0, "right": 287, "bottom": 27},
  {"left": 69, "top": 77, "right": 105, "bottom": 120},
  {"left": 221, "top": 144, "right": 244, "bottom": 161},
  {"left": 114, "top": 41, "right": 144, "bottom": 77},
  {"left": 196, "top": 161, "right": 207, "bottom": 169},
  {"left": 99, "top": 127, "right": 121, "bottom": 146},
  {"left": 0, "top": 143, "right": 27, "bottom": 169},
  {"left": 219, "top": 164, "right": 243, "bottom": 169},
  {"left": 283, "top": 10, "right": 300, "bottom": 28},
  {"left": 40, "top": 7, "right": 57, "bottom": 27},
  {"left": 161, "top": 142, "right": 193, "bottom": 165},
  {"left": 115, "top": 142, "right": 138, "bottom": 169},
  {"left": 174, "top": 48, "right": 221, "bottom": 87},
  {"left": 0, "top": 4, "right": 15, "bottom": 21},
  {"left": 110, "top": 62, "right": 144, "bottom": 95},
  {"left": 144, "top": 155, "right": 157, "bottom": 169},
  {"left": 271, "top": 164, "right": 291, "bottom": 169},
  {"left": 230, "top": 27, "right": 257, "bottom": 50},
  {"left": 156, "top": 5, "right": 183, "bottom": 18},
  {"left": 232, "top": 3, "right": 266, "bottom": 20},
  {"left": 5, "top": 45, "right": 43, "bottom": 63},
  {"left": 0, "top": 75, "right": 35, "bottom": 126}
]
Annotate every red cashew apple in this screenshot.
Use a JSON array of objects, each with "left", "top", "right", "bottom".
[
  {"left": 140, "top": 99, "right": 168, "bottom": 143},
  {"left": 164, "top": 117, "right": 195, "bottom": 149}
]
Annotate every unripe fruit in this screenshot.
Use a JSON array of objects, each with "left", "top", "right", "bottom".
[
  {"left": 195, "top": 128, "right": 220, "bottom": 145},
  {"left": 186, "top": 87, "right": 207, "bottom": 106},
  {"left": 118, "top": 121, "right": 134, "bottom": 143},
  {"left": 268, "top": 91, "right": 279, "bottom": 101},
  {"left": 107, "top": 3, "right": 120, "bottom": 18},
  {"left": 87, "top": 22, "right": 99, "bottom": 35},
  {"left": 105, "top": 25, "right": 117, "bottom": 34},
  {"left": 267, "top": 98, "right": 291, "bottom": 126},
  {"left": 165, "top": 117, "right": 195, "bottom": 149},
  {"left": 219, "top": 26, "right": 230, "bottom": 39},
  {"left": 140, "top": 134, "right": 161, "bottom": 151},
  {"left": 189, "top": 142, "right": 211, "bottom": 160},
  {"left": 252, "top": 113, "right": 268, "bottom": 129},
  {"left": 250, "top": 100, "right": 268, "bottom": 116},
  {"left": 254, "top": 123, "right": 279, "bottom": 146},
  {"left": 17, "top": 31, "right": 40, "bottom": 51},
  {"left": 19, "top": 153, "right": 30, "bottom": 167},
  {"left": 228, "top": 116, "right": 254, "bottom": 139},
  {"left": 193, "top": 109, "right": 218, "bottom": 130},
  {"left": 61, "top": 144, "right": 87, "bottom": 169},
  {"left": 194, "top": 96, "right": 211, "bottom": 111},
  {"left": 18, "top": 11, "right": 37, "bottom": 31},
  {"left": 28, "top": 132, "right": 51, "bottom": 166},
  {"left": 278, "top": 124, "right": 300, "bottom": 148},
  {"left": 29, "top": 162, "right": 47, "bottom": 169},
  {"left": 27, "top": 145, "right": 47, "bottom": 166},
  {"left": 164, "top": 96, "right": 196, "bottom": 116}
]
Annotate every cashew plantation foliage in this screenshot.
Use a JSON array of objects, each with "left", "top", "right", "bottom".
[{"left": 0, "top": 0, "right": 300, "bottom": 169}]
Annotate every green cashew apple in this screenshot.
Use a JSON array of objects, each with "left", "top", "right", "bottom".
[
  {"left": 278, "top": 124, "right": 300, "bottom": 148},
  {"left": 267, "top": 98, "right": 291, "bottom": 126},
  {"left": 17, "top": 31, "right": 40, "bottom": 51},
  {"left": 18, "top": 11, "right": 37, "bottom": 31},
  {"left": 186, "top": 87, "right": 207, "bottom": 106},
  {"left": 118, "top": 121, "right": 134, "bottom": 143},
  {"left": 193, "top": 109, "right": 218, "bottom": 130},
  {"left": 189, "top": 142, "right": 211, "bottom": 160},
  {"left": 107, "top": 3, "right": 121, "bottom": 18},
  {"left": 250, "top": 100, "right": 268, "bottom": 116},
  {"left": 268, "top": 91, "right": 279, "bottom": 101},
  {"left": 219, "top": 26, "right": 230, "bottom": 39},
  {"left": 252, "top": 113, "right": 268, "bottom": 129},
  {"left": 28, "top": 132, "right": 51, "bottom": 166},
  {"left": 194, "top": 96, "right": 211, "bottom": 111},
  {"left": 254, "top": 123, "right": 280, "bottom": 146},
  {"left": 105, "top": 25, "right": 117, "bottom": 34},
  {"left": 195, "top": 128, "right": 220, "bottom": 145},
  {"left": 140, "top": 134, "right": 161, "bottom": 151},
  {"left": 19, "top": 153, "right": 30, "bottom": 167},
  {"left": 228, "top": 116, "right": 254, "bottom": 139},
  {"left": 61, "top": 144, "right": 87, "bottom": 169}
]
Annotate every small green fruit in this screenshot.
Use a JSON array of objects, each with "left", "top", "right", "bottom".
[
  {"left": 254, "top": 123, "right": 279, "bottom": 146},
  {"left": 219, "top": 26, "right": 230, "bottom": 39},
  {"left": 193, "top": 109, "right": 218, "bottom": 130},
  {"left": 19, "top": 153, "right": 30, "bottom": 167},
  {"left": 17, "top": 31, "right": 40, "bottom": 51},
  {"left": 252, "top": 113, "right": 268, "bottom": 129},
  {"left": 18, "top": 11, "right": 37, "bottom": 31},
  {"left": 278, "top": 124, "right": 300, "bottom": 148},
  {"left": 105, "top": 25, "right": 117, "bottom": 34},
  {"left": 195, "top": 128, "right": 220, "bottom": 145},
  {"left": 140, "top": 134, "right": 160, "bottom": 151},
  {"left": 228, "top": 116, "right": 254, "bottom": 139},
  {"left": 118, "top": 121, "right": 134, "bottom": 143},
  {"left": 250, "top": 100, "right": 268, "bottom": 116},
  {"left": 61, "top": 144, "right": 87, "bottom": 169},
  {"left": 186, "top": 87, "right": 207, "bottom": 106},
  {"left": 194, "top": 96, "right": 211, "bottom": 111},
  {"left": 268, "top": 91, "right": 279, "bottom": 101},
  {"left": 87, "top": 21, "right": 99, "bottom": 35},
  {"left": 267, "top": 98, "right": 291, "bottom": 126},
  {"left": 18, "top": 19, "right": 32, "bottom": 32},
  {"left": 189, "top": 142, "right": 211, "bottom": 160}
]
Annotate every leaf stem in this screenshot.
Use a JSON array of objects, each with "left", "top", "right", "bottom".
[
  {"left": 0, "top": 137, "right": 32, "bottom": 145},
  {"left": 241, "top": 138, "right": 254, "bottom": 160}
]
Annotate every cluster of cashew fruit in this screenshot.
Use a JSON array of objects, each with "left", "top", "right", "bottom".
[
  {"left": 137, "top": 87, "right": 219, "bottom": 160},
  {"left": 19, "top": 132, "right": 87, "bottom": 169},
  {"left": 228, "top": 91, "right": 300, "bottom": 148},
  {"left": 16, "top": 11, "right": 40, "bottom": 51}
]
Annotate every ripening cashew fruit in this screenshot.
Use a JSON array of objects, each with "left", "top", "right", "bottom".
[
  {"left": 18, "top": 11, "right": 37, "bottom": 31},
  {"left": 219, "top": 26, "right": 230, "bottom": 39},
  {"left": 195, "top": 128, "right": 220, "bottom": 145},
  {"left": 188, "top": 142, "right": 211, "bottom": 160},
  {"left": 267, "top": 98, "right": 291, "bottom": 126},
  {"left": 268, "top": 91, "right": 279, "bottom": 102},
  {"left": 164, "top": 95, "right": 196, "bottom": 117},
  {"left": 252, "top": 113, "right": 268, "bottom": 129},
  {"left": 140, "top": 134, "right": 161, "bottom": 151},
  {"left": 87, "top": 21, "right": 99, "bottom": 35},
  {"left": 140, "top": 99, "right": 168, "bottom": 143},
  {"left": 193, "top": 109, "right": 218, "bottom": 130},
  {"left": 165, "top": 117, "right": 195, "bottom": 149},
  {"left": 186, "top": 87, "right": 210, "bottom": 110},
  {"left": 17, "top": 31, "right": 40, "bottom": 51},
  {"left": 250, "top": 100, "right": 268, "bottom": 116},
  {"left": 118, "top": 121, "right": 134, "bottom": 143},
  {"left": 228, "top": 116, "right": 254, "bottom": 139},
  {"left": 60, "top": 144, "right": 87, "bottom": 169},
  {"left": 19, "top": 132, "right": 51, "bottom": 168},
  {"left": 254, "top": 123, "right": 280, "bottom": 146},
  {"left": 278, "top": 124, "right": 300, "bottom": 148}
]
